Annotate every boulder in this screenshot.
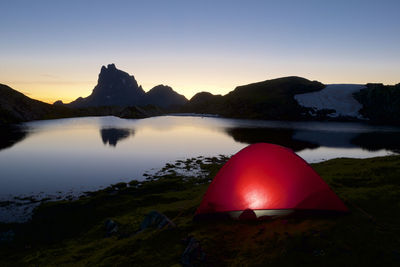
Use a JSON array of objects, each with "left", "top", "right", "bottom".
[
  {"left": 104, "top": 219, "right": 119, "bottom": 237},
  {"left": 181, "top": 236, "right": 206, "bottom": 267},
  {"left": 139, "top": 211, "right": 175, "bottom": 231}
]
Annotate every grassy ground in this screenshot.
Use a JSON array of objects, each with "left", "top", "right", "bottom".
[{"left": 1, "top": 155, "right": 400, "bottom": 266}]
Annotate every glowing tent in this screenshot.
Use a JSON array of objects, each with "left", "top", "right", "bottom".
[{"left": 196, "top": 143, "right": 348, "bottom": 219}]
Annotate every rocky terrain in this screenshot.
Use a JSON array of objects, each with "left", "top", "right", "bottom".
[
  {"left": 1, "top": 155, "right": 399, "bottom": 266},
  {"left": 1, "top": 65, "right": 399, "bottom": 125},
  {"left": 66, "top": 64, "right": 187, "bottom": 108}
]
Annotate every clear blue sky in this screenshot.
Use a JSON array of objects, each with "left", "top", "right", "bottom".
[{"left": 0, "top": 0, "right": 399, "bottom": 103}]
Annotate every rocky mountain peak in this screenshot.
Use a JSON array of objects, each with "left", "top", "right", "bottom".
[
  {"left": 68, "top": 64, "right": 188, "bottom": 108},
  {"left": 69, "top": 64, "right": 146, "bottom": 107},
  {"left": 100, "top": 64, "right": 116, "bottom": 72},
  {"left": 97, "top": 63, "right": 140, "bottom": 90}
]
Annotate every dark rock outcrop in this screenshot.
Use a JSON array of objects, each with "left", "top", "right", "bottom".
[
  {"left": 354, "top": 83, "right": 400, "bottom": 125},
  {"left": 69, "top": 64, "right": 146, "bottom": 108},
  {"left": 139, "top": 211, "right": 175, "bottom": 231}
]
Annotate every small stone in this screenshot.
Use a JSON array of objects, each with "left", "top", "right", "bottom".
[
  {"left": 105, "top": 219, "right": 118, "bottom": 237},
  {"left": 181, "top": 236, "right": 206, "bottom": 266},
  {"left": 139, "top": 211, "right": 175, "bottom": 231}
]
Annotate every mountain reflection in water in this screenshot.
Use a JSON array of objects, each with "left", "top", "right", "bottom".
[
  {"left": 225, "top": 127, "right": 319, "bottom": 152},
  {"left": 0, "top": 125, "right": 29, "bottom": 150},
  {"left": 225, "top": 126, "right": 400, "bottom": 153},
  {"left": 100, "top": 128, "right": 133, "bottom": 147},
  {"left": 0, "top": 116, "right": 399, "bottom": 204}
]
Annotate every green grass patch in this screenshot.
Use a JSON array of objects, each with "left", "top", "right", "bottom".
[{"left": 1, "top": 155, "right": 400, "bottom": 266}]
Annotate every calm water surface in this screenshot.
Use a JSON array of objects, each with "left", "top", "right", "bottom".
[{"left": 1, "top": 115, "right": 400, "bottom": 221}]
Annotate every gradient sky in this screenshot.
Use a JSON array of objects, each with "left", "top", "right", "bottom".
[{"left": 1, "top": 0, "right": 399, "bottom": 103}]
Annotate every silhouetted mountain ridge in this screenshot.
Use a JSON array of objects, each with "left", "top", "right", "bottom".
[
  {"left": 2, "top": 65, "right": 400, "bottom": 125},
  {"left": 67, "top": 64, "right": 188, "bottom": 108},
  {"left": 183, "top": 76, "right": 325, "bottom": 120},
  {"left": 146, "top": 85, "right": 187, "bottom": 108},
  {"left": 0, "top": 83, "right": 164, "bottom": 125},
  {"left": 0, "top": 83, "right": 74, "bottom": 124}
]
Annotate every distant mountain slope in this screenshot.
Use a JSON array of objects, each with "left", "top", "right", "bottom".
[
  {"left": 0, "top": 83, "right": 73, "bottom": 124},
  {"left": 145, "top": 85, "right": 187, "bottom": 108},
  {"left": 183, "top": 76, "right": 325, "bottom": 119},
  {"left": 2, "top": 69, "right": 399, "bottom": 125},
  {"left": 184, "top": 77, "right": 400, "bottom": 123},
  {"left": 67, "top": 64, "right": 188, "bottom": 108},
  {"left": 354, "top": 83, "right": 400, "bottom": 124},
  {"left": 184, "top": 92, "right": 224, "bottom": 114},
  {"left": 0, "top": 83, "right": 165, "bottom": 125}
]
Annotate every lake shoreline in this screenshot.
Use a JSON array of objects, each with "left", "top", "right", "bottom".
[
  {"left": 1, "top": 154, "right": 400, "bottom": 265},
  {"left": 0, "top": 154, "right": 228, "bottom": 223},
  {"left": 5, "top": 109, "right": 400, "bottom": 128},
  {"left": 1, "top": 115, "right": 400, "bottom": 223}
]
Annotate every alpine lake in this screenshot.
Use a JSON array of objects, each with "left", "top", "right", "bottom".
[{"left": 1, "top": 115, "right": 400, "bottom": 222}]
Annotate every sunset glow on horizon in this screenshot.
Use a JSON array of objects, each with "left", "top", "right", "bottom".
[{"left": 1, "top": 0, "right": 399, "bottom": 104}]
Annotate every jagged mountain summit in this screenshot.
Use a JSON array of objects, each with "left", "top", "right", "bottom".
[
  {"left": 67, "top": 64, "right": 188, "bottom": 108},
  {"left": 1, "top": 64, "right": 399, "bottom": 124},
  {"left": 69, "top": 64, "right": 146, "bottom": 108}
]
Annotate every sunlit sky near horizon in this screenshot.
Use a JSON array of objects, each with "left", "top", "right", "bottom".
[{"left": 0, "top": 0, "right": 399, "bottom": 104}]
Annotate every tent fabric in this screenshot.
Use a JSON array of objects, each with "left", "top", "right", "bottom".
[{"left": 196, "top": 143, "right": 348, "bottom": 216}]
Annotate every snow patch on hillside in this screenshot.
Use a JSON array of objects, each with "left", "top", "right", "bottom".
[{"left": 294, "top": 84, "right": 366, "bottom": 119}]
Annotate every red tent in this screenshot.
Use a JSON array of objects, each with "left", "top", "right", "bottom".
[{"left": 196, "top": 143, "right": 348, "bottom": 219}]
